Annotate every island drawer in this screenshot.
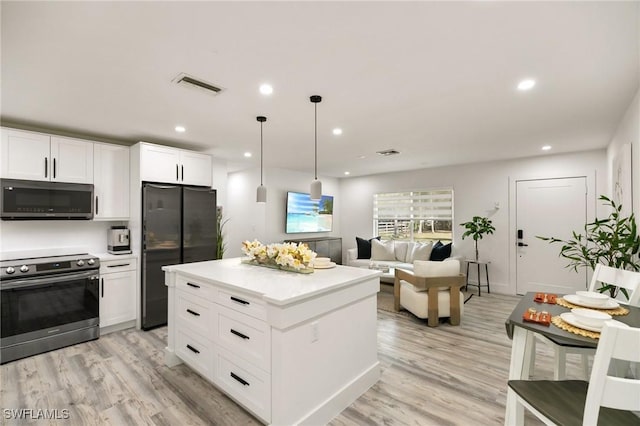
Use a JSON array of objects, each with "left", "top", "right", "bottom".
[
  {"left": 213, "top": 347, "right": 271, "bottom": 423},
  {"left": 216, "top": 304, "right": 271, "bottom": 373},
  {"left": 175, "top": 328, "right": 214, "bottom": 380},
  {"left": 217, "top": 289, "right": 267, "bottom": 321},
  {"left": 176, "top": 290, "right": 213, "bottom": 338},
  {"left": 176, "top": 276, "right": 215, "bottom": 301}
]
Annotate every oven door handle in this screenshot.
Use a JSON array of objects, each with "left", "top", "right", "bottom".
[{"left": 0, "top": 270, "right": 99, "bottom": 290}]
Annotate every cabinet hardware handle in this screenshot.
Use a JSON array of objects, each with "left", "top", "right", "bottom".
[
  {"left": 230, "top": 296, "right": 249, "bottom": 305},
  {"left": 186, "top": 344, "right": 200, "bottom": 354},
  {"left": 230, "top": 329, "right": 250, "bottom": 340},
  {"left": 518, "top": 242, "right": 529, "bottom": 247},
  {"left": 176, "top": 164, "right": 179, "bottom": 181},
  {"left": 107, "top": 263, "right": 130, "bottom": 268},
  {"left": 44, "top": 157, "right": 48, "bottom": 178},
  {"left": 230, "top": 372, "right": 250, "bottom": 386},
  {"left": 53, "top": 158, "right": 56, "bottom": 178},
  {"left": 101, "top": 278, "right": 104, "bottom": 298},
  {"left": 186, "top": 309, "right": 200, "bottom": 317},
  {"left": 181, "top": 165, "right": 184, "bottom": 181},
  {"left": 95, "top": 196, "right": 99, "bottom": 215},
  {"left": 187, "top": 282, "right": 200, "bottom": 289}
]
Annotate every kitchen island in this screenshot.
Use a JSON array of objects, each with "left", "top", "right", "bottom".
[{"left": 162, "top": 258, "right": 381, "bottom": 425}]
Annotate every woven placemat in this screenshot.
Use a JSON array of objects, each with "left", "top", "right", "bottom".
[
  {"left": 551, "top": 316, "right": 600, "bottom": 339},
  {"left": 556, "top": 298, "right": 629, "bottom": 316}
]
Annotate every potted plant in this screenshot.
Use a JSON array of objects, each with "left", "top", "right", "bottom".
[
  {"left": 460, "top": 216, "right": 495, "bottom": 261},
  {"left": 538, "top": 195, "right": 640, "bottom": 298},
  {"left": 216, "top": 211, "right": 229, "bottom": 259}
]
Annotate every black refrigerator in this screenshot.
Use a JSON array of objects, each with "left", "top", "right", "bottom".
[{"left": 141, "top": 183, "right": 217, "bottom": 330}]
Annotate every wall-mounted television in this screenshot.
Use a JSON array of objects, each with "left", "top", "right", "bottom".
[{"left": 286, "top": 192, "right": 333, "bottom": 233}]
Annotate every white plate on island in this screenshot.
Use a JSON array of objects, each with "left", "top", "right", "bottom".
[
  {"left": 560, "top": 312, "right": 628, "bottom": 333},
  {"left": 563, "top": 294, "right": 619, "bottom": 309},
  {"left": 314, "top": 262, "right": 336, "bottom": 269}
]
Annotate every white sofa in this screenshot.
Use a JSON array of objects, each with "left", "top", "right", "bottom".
[{"left": 346, "top": 240, "right": 457, "bottom": 273}]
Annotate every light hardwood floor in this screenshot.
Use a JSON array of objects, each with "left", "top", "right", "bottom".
[{"left": 1, "top": 291, "right": 584, "bottom": 425}]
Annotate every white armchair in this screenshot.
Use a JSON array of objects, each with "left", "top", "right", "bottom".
[{"left": 393, "top": 259, "right": 465, "bottom": 327}]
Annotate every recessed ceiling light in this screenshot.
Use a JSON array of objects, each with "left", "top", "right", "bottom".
[
  {"left": 358, "top": 155, "right": 366, "bottom": 159},
  {"left": 542, "top": 145, "right": 552, "bottom": 151},
  {"left": 517, "top": 79, "right": 536, "bottom": 91},
  {"left": 175, "top": 125, "right": 186, "bottom": 133},
  {"left": 259, "top": 84, "right": 273, "bottom": 95},
  {"left": 344, "top": 171, "right": 350, "bottom": 176},
  {"left": 244, "top": 152, "right": 252, "bottom": 158},
  {"left": 333, "top": 128, "right": 343, "bottom": 136}
]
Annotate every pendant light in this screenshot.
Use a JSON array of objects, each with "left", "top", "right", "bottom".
[
  {"left": 256, "top": 116, "right": 267, "bottom": 203},
  {"left": 310, "top": 95, "right": 322, "bottom": 200}
]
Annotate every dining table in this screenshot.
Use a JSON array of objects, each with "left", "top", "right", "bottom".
[{"left": 504, "top": 291, "right": 640, "bottom": 425}]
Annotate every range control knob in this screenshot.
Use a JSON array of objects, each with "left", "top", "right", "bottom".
[
  {"left": 20, "top": 265, "right": 29, "bottom": 273},
  {"left": 87, "top": 259, "right": 95, "bottom": 266},
  {"left": 6, "top": 266, "right": 15, "bottom": 274},
  {"left": 76, "top": 259, "right": 85, "bottom": 267}
]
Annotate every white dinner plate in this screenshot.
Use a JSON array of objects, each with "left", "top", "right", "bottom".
[
  {"left": 563, "top": 294, "right": 619, "bottom": 309},
  {"left": 560, "top": 313, "right": 628, "bottom": 333},
  {"left": 314, "top": 262, "right": 336, "bottom": 269}
]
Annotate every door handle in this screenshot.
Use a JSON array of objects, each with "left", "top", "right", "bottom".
[
  {"left": 181, "top": 165, "right": 184, "bottom": 181},
  {"left": 176, "top": 164, "right": 179, "bottom": 181},
  {"left": 518, "top": 242, "right": 529, "bottom": 247},
  {"left": 101, "top": 278, "right": 104, "bottom": 298},
  {"left": 95, "top": 196, "right": 99, "bottom": 215},
  {"left": 53, "top": 158, "right": 56, "bottom": 178},
  {"left": 45, "top": 157, "right": 48, "bottom": 178}
]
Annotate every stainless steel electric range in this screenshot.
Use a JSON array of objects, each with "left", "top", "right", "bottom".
[{"left": 0, "top": 253, "right": 100, "bottom": 364}]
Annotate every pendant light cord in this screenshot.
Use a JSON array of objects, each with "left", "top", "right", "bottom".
[
  {"left": 314, "top": 102, "right": 318, "bottom": 180},
  {"left": 260, "top": 121, "right": 264, "bottom": 186}
]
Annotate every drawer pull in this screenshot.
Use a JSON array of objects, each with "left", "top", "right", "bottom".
[
  {"left": 230, "top": 296, "right": 249, "bottom": 305},
  {"left": 187, "top": 282, "right": 200, "bottom": 289},
  {"left": 230, "top": 329, "right": 250, "bottom": 340},
  {"left": 186, "top": 344, "right": 200, "bottom": 354},
  {"left": 186, "top": 309, "right": 200, "bottom": 317},
  {"left": 107, "top": 263, "right": 130, "bottom": 268},
  {"left": 230, "top": 372, "right": 250, "bottom": 386}
]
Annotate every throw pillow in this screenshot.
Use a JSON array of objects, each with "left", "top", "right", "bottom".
[
  {"left": 413, "top": 259, "right": 460, "bottom": 277},
  {"left": 356, "top": 236, "right": 380, "bottom": 259},
  {"left": 410, "top": 241, "right": 434, "bottom": 262},
  {"left": 430, "top": 241, "right": 452, "bottom": 261},
  {"left": 371, "top": 239, "right": 396, "bottom": 261},
  {"left": 394, "top": 241, "right": 409, "bottom": 262}
]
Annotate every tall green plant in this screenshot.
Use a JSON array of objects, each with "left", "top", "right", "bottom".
[
  {"left": 460, "top": 216, "right": 495, "bottom": 261},
  {"left": 537, "top": 195, "right": 640, "bottom": 298},
  {"left": 216, "top": 213, "right": 229, "bottom": 259}
]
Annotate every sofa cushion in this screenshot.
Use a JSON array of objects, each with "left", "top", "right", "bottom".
[
  {"left": 408, "top": 241, "right": 434, "bottom": 262},
  {"left": 371, "top": 239, "right": 396, "bottom": 261},
  {"left": 414, "top": 259, "right": 460, "bottom": 277},
  {"left": 430, "top": 241, "right": 452, "bottom": 261},
  {"left": 356, "top": 236, "right": 380, "bottom": 259},
  {"left": 394, "top": 241, "right": 409, "bottom": 263}
]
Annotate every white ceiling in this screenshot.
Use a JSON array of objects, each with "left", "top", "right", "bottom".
[{"left": 1, "top": 1, "right": 638, "bottom": 178}]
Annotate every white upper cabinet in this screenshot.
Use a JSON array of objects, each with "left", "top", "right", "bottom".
[
  {"left": 50, "top": 136, "right": 94, "bottom": 183},
  {"left": 1, "top": 128, "right": 93, "bottom": 183},
  {"left": 94, "top": 143, "right": 130, "bottom": 220},
  {"left": 139, "top": 142, "right": 211, "bottom": 187}
]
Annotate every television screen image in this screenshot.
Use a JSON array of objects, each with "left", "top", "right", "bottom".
[{"left": 286, "top": 192, "right": 333, "bottom": 233}]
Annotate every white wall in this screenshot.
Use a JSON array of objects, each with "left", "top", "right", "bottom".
[
  {"left": 0, "top": 220, "right": 124, "bottom": 256},
  {"left": 226, "top": 167, "right": 341, "bottom": 258},
  {"left": 339, "top": 149, "right": 607, "bottom": 295},
  {"left": 211, "top": 157, "right": 228, "bottom": 209},
  {"left": 607, "top": 87, "right": 640, "bottom": 215}
]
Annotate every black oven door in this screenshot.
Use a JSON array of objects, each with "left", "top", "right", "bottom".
[
  {"left": 1, "top": 179, "right": 94, "bottom": 219},
  {"left": 0, "top": 270, "right": 100, "bottom": 347}
]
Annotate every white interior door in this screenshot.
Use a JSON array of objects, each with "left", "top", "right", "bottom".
[{"left": 516, "top": 177, "right": 588, "bottom": 295}]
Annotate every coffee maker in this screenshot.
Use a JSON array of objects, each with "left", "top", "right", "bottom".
[{"left": 108, "top": 226, "right": 131, "bottom": 254}]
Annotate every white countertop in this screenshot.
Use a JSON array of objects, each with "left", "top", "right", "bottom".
[{"left": 163, "top": 257, "right": 382, "bottom": 305}]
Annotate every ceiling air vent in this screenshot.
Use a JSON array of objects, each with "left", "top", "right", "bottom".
[
  {"left": 376, "top": 149, "right": 400, "bottom": 156},
  {"left": 173, "top": 73, "right": 224, "bottom": 96}
]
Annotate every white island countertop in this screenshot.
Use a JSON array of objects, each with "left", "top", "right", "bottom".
[{"left": 163, "top": 257, "right": 382, "bottom": 305}]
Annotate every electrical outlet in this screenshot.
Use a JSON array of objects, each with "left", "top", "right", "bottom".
[{"left": 311, "top": 321, "right": 319, "bottom": 342}]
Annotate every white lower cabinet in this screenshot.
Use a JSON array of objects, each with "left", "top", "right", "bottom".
[
  {"left": 99, "top": 257, "right": 137, "bottom": 331},
  {"left": 174, "top": 278, "right": 271, "bottom": 422}
]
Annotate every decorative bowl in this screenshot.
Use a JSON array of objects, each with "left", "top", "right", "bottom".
[
  {"left": 314, "top": 257, "right": 331, "bottom": 266},
  {"left": 571, "top": 308, "right": 611, "bottom": 328},
  {"left": 575, "top": 290, "right": 609, "bottom": 307}
]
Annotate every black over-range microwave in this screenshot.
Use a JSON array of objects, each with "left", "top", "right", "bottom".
[{"left": 0, "top": 179, "right": 94, "bottom": 220}]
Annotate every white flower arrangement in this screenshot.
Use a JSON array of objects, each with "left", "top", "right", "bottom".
[{"left": 241, "top": 240, "right": 317, "bottom": 271}]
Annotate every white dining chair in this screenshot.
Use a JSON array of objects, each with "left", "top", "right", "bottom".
[
  {"left": 530, "top": 264, "right": 640, "bottom": 380},
  {"left": 507, "top": 320, "right": 640, "bottom": 426}
]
